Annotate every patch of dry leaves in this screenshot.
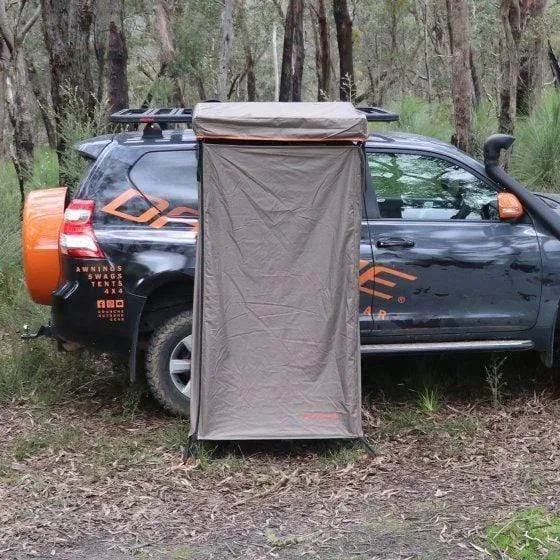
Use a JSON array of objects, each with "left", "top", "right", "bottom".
[{"left": 1, "top": 393, "right": 559, "bottom": 559}]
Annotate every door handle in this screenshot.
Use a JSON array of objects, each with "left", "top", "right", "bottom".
[{"left": 376, "top": 237, "right": 415, "bottom": 248}]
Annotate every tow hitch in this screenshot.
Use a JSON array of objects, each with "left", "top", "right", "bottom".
[{"left": 21, "top": 323, "right": 52, "bottom": 340}]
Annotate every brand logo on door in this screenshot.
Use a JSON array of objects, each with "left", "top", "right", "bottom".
[
  {"left": 359, "top": 260, "right": 417, "bottom": 319},
  {"left": 102, "top": 188, "right": 199, "bottom": 230}
]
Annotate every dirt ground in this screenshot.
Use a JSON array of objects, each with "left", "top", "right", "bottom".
[{"left": 1, "top": 356, "right": 559, "bottom": 560}]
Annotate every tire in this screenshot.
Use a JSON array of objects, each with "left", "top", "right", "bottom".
[{"left": 146, "top": 310, "right": 193, "bottom": 417}]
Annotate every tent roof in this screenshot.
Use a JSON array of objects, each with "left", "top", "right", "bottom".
[{"left": 192, "top": 102, "right": 368, "bottom": 142}]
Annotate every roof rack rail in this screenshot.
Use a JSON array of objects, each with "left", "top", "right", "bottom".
[
  {"left": 110, "top": 107, "right": 193, "bottom": 124},
  {"left": 356, "top": 106, "right": 399, "bottom": 122},
  {"left": 109, "top": 105, "right": 399, "bottom": 131}
]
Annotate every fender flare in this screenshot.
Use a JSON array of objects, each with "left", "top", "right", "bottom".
[{"left": 128, "top": 272, "right": 195, "bottom": 383}]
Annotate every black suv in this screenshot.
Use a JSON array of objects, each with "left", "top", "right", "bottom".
[{"left": 22, "top": 111, "right": 560, "bottom": 415}]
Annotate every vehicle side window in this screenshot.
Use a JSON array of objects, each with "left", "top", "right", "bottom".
[
  {"left": 92, "top": 148, "right": 198, "bottom": 228},
  {"left": 129, "top": 151, "right": 198, "bottom": 207},
  {"left": 367, "top": 153, "right": 499, "bottom": 221}
]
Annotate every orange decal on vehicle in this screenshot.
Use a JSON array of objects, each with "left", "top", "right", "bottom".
[
  {"left": 102, "top": 189, "right": 199, "bottom": 231},
  {"left": 150, "top": 206, "right": 200, "bottom": 230},
  {"left": 359, "top": 260, "right": 417, "bottom": 301},
  {"left": 102, "top": 188, "right": 169, "bottom": 223}
]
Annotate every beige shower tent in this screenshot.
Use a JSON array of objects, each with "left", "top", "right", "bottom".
[{"left": 189, "top": 102, "right": 367, "bottom": 440}]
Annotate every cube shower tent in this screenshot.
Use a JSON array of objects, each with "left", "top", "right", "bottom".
[{"left": 189, "top": 102, "right": 367, "bottom": 440}]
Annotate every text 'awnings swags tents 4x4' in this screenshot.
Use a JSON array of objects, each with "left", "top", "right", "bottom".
[{"left": 190, "top": 102, "right": 367, "bottom": 440}]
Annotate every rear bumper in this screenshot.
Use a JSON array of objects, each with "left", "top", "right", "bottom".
[{"left": 51, "top": 279, "right": 144, "bottom": 355}]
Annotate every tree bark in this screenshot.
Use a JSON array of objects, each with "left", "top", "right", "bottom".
[
  {"left": 26, "top": 56, "right": 57, "bottom": 149},
  {"left": 106, "top": 1, "right": 128, "bottom": 113},
  {"left": 217, "top": 0, "right": 235, "bottom": 100},
  {"left": 549, "top": 40, "right": 560, "bottom": 86},
  {"left": 41, "top": 0, "right": 96, "bottom": 161},
  {"left": 420, "top": 0, "right": 432, "bottom": 102},
  {"left": 239, "top": 0, "right": 256, "bottom": 101},
  {"left": 517, "top": 0, "right": 548, "bottom": 115},
  {"left": 447, "top": 0, "right": 473, "bottom": 152},
  {"left": 470, "top": 48, "right": 481, "bottom": 107},
  {"left": 2, "top": 43, "right": 34, "bottom": 204},
  {"left": 93, "top": 0, "right": 109, "bottom": 102},
  {"left": 333, "top": 0, "right": 355, "bottom": 101},
  {"left": 499, "top": 0, "right": 522, "bottom": 134},
  {"left": 151, "top": 0, "right": 184, "bottom": 106},
  {"left": 311, "top": 0, "right": 331, "bottom": 101},
  {"left": 290, "top": 0, "right": 304, "bottom": 101},
  {"left": 279, "top": 0, "right": 294, "bottom": 101},
  {"left": 272, "top": 24, "right": 279, "bottom": 100},
  {"left": 0, "top": 1, "right": 41, "bottom": 204}
]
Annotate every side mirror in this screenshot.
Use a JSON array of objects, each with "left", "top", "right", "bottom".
[{"left": 498, "top": 192, "right": 524, "bottom": 220}]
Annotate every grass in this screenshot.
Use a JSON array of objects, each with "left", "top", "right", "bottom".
[
  {"left": 512, "top": 89, "right": 560, "bottom": 191},
  {"left": 486, "top": 507, "right": 560, "bottom": 559},
  {"left": 317, "top": 441, "right": 365, "bottom": 467},
  {"left": 11, "top": 426, "right": 83, "bottom": 461},
  {"left": 417, "top": 385, "right": 441, "bottom": 414}
]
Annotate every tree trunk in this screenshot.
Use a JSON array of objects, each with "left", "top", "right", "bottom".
[
  {"left": 311, "top": 9, "right": 321, "bottom": 100},
  {"left": 26, "top": 56, "right": 57, "bottom": 149},
  {"left": 0, "top": 42, "right": 33, "bottom": 205},
  {"left": 152, "top": 0, "right": 184, "bottom": 106},
  {"left": 421, "top": 0, "right": 432, "bottom": 102},
  {"left": 333, "top": 0, "right": 355, "bottom": 101},
  {"left": 447, "top": 0, "right": 473, "bottom": 152},
  {"left": 239, "top": 0, "right": 256, "bottom": 101},
  {"left": 548, "top": 41, "right": 560, "bottom": 86},
  {"left": 272, "top": 24, "right": 279, "bottom": 100},
  {"left": 106, "top": 1, "right": 128, "bottom": 113},
  {"left": 217, "top": 0, "right": 235, "bottom": 100},
  {"left": 516, "top": 0, "right": 548, "bottom": 115},
  {"left": 41, "top": 0, "right": 95, "bottom": 162},
  {"left": 279, "top": 0, "right": 294, "bottom": 101},
  {"left": 311, "top": 0, "right": 331, "bottom": 101},
  {"left": 470, "top": 48, "right": 481, "bottom": 107},
  {"left": 499, "top": 0, "right": 522, "bottom": 134},
  {"left": 0, "top": 1, "right": 42, "bottom": 203},
  {"left": 290, "top": 0, "right": 304, "bottom": 101},
  {"left": 93, "top": 0, "right": 109, "bottom": 102}
]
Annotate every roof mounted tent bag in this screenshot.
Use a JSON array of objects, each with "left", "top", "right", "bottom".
[{"left": 190, "top": 102, "right": 368, "bottom": 440}]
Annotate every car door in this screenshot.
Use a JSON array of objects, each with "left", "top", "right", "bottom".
[{"left": 365, "top": 149, "right": 542, "bottom": 337}]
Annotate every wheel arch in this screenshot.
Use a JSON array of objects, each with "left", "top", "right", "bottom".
[{"left": 129, "top": 272, "right": 195, "bottom": 382}]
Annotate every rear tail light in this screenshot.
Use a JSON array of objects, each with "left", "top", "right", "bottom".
[{"left": 59, "top": 200, "right": 105, "bottom": 258}]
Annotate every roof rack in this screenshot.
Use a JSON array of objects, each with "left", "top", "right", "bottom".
[
  {"left": 110, "top": 107, "right": 193, "bottom": 125},
  {"left": 356, "top": 106, "right": 399, "bottom": 122},
  {"left": 110, "top": 105, "right": 399, "bottom": 128}
]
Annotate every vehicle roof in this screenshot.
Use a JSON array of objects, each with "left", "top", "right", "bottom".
[{"left": 101, "top": 128, "right": 484, "bottom": 172}]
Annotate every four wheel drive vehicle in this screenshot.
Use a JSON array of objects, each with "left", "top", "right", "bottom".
[{"left": 22, "top": 106, "right": 560, "bottom": 417}]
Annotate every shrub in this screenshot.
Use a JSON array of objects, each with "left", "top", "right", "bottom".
[{"left": 511, "top": 89, "right": 560, "bottom": 192}]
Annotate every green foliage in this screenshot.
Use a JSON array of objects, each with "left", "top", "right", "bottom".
[
  {"left": 417, "top": 385, "right": 441, "bottom": 414},
  {"left": 487, "top": 507, "right": 560, "bottom": 559},
  {"left": 318, "top": 442, "right": 365, "bottom": 467},
  {"left": 472, "top": 100, "right": 499, "bottom": 158},
  {"left": 385, "top": 96, "right": 454, "bottom": 142},
  {"left": 58, "top": 87, "right": 110, "bottom": 189},
  {"left": 511, "top": 90, "right": 560, "bottom": 192}
]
